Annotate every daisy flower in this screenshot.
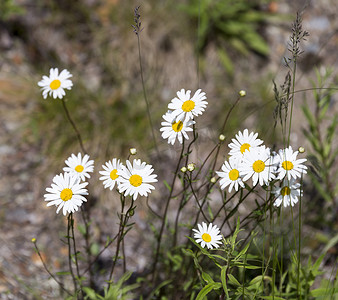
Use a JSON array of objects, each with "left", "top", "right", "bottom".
[
  {"left": 193, "top": 222, "right": 223, "bottom": 249},
  {"left": 168, "top": 88, "right": 208, "bottom": 122},
  {"left": 228, "top": 129, "right": 264, "bottom": 160},
  {"left": 44, "top": 173, "right": 88, "bottom": 215},
  {"left": 99, "top": 159, "right": 123, "bottom": 190},
  {"left": 275, "top": 146, "right": 307, "bottom": 180},
  {"left": 117, "top": 159, "right": 158, "bottom": 200},
  {"left": 239, "top": 146, "right": 276, "bottom": 186},
  {"left": 63, "top": 153, "right": 94, "bottom": 182},
  {"left": 272, "top": 178, "right": 302, "bottom": 207},
  {"left": 160, "top": 111, "right": 195, "bottom": 145},
  {"left": 216, "top": 157, "right": 245, "bottom": 192},
  {"left": 38, "top": 68, "right": 73, "bottom": 99}
]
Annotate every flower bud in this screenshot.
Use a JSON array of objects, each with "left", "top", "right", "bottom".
[
  {"left": 187, "top": 163, "right": 195, "bottom": 172},
  {"left": 31, "top": 238, "right": 36, "bottom": 243},
  {"left": 239, "top": 90, "right": 246, "bottom": 97},
  {"left": 219, "top": 134, "right": 225, "bottom": 141},
  {"left": 180, "top": 166, "right": 187, "bottom": 173},
  {"left": 129, "top": 148, "right": 137, "bottom": 155},
  {"left": 298, "top": 146, "right": 305, "bottom": 153},
  {"left": 210, "top": 177, "right": 216, "bottom": 183}
]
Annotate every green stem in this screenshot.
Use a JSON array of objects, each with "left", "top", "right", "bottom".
[
  {"left": 136, "top": 34, "right": 159, "bottom": 157},
  {"left": 152, "top": 142, "right": 185, "bottom": 283},
  {"left": 33, "top": 242, "right": 72, "bottom": 296},
  {"left": 67, "top": 213, "right": 78, "bottom": 295},
  {"left": 61, "top": 99, "right": 87, "bottom": 154}
]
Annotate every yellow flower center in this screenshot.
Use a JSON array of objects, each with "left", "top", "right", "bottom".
[
  {"left": 229, "top": 169, "right": 239, "bottom": 181},
  {"left": 172, "top": 121, "right": 183, "bottom": 132},
  {"left": 202, "top": 233, "right": 211, "bottom": 243},
  {"left": 252, "top": 160, "right": 265, "bottom": 173},
  {"left": 75, "top": 165, "right": 84, "bottom": 173},
  {"left": 110, "top": 169, "right": 118, "bottom": 180},
  {"left": 60, "top": 188, "right": 73, "bottom": 201},
  {"left": 50, "top": 79, "right": 61, "bottom": 90},
  {"left": 282, "top": 160, "right": 294, "bottom": 171},
  {"left": 182, "top": 100, "right": 195, "bottom": 112},
  {"left": 129, "top": 174, "right": 142, "bottom": 187},
  {"left": 240, "top": 143, "right": 250, "bottom": 154},
  {"left": 281, "top": 186, "right": 291, "bottom": 196}
]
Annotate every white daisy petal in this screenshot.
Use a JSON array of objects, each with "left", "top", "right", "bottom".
[
  {"left": 99, "top": 159, "right": 123, "bottom": 191},
  {"left": 275, "top": 146, "right": 307, "bottom": 180},
  {"left": 160, "top": 111, "right": 196, "bottom": 145},
  {"left": 216, "top": 157, "right": 244, "bottom": 193},
  {"left": 239, "top": 145, "right": 275, "bottom": 186},
  {"left": 63, "top": 152, "right": 94, "bottom": 182},
  {"left": 228, "top": 129, "right": 264, "bottom": 161},
  {"left": 272, "top": 178, "right": 302, "bottom": 207},
  {"left": 117, "top": 159, "right": 157, "bottom": 200},
  {"left": 167, "top": 88, "right": 208, "bottom": 122},
  {"left": 44, "top": 173, "right": 88, "bottom": 215},
  {"left": 37, "top": 68, "right": 73, "bottom": 100},
  {"left": 192, "top": 222, "right": 223, "bottom": 249}
]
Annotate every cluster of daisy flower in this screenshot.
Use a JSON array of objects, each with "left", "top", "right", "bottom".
[
  {"left": 39, "top": 68, "right": 158, "bottom": 215},
  {"left": 216, "top": 129, "right": 307, "bottom": 207},
  {"left": 44, "top": 153, "right": 94, "bottom": 215},
  {"left": 44, "top": 152, "right": 157, "bottom": 216},
  {"left": 160, "top": 88, "right": 208, "bottom": 145}
]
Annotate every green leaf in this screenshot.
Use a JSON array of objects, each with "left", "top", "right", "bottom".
[
  {"left": 196, "top": 283, "right": 216, "bottom": 300},
  {"left": 310, "top": 287, "right": 338, "bottom": 297},
  {"left": 202, "top": 272, "right": 214, "bottom": 284},
  {"left": 221, "top": 266, "right": 228, "bottom": 294},
  {"left": 217, "top": 49, "right": 234, "bottom": 74},
  {"left": 227, "top": 274, "right": 241, "bottom": 287},
  {"left": 163, "top": 180, "right": 172, "bottom": 192},
  {"left": 56, "top": 271, "right": 71, "bottom": 276},
  {"left": 82, "top": 287, "right": 98, "bottom": 300}
]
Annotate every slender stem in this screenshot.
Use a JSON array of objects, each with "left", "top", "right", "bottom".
[
  {"left": 108, "top": 195, "right": 125, "bottom": 282},
  {"left": 67, "top": 214, "right": 78, "bottom": 295},
  {"left": 188, "top": 172, "right": 210, "bottom": 222},
  {"left": 61, "top": 99, "right": 87, "bottom": 154},
  {"left": 136, "top": 35, "right": 159, "bottom": 157},
  {"left": 33, "top": 242, "right": 72, "bottom": 296},
  {"left": 152, "top": 142, "right": 185, "bottom": 282},
  {"left": 80, "top": 206, "right": 93, "bottom": 287},
  {"left": 70, "top": 213, "right": 81, "bottom": 287},
  {"left": 287, "top": 60, "right": 297, "bottom": 147},
  {"left": 173, "top": 174, "right": 188, "bottom": 248},
  {"left": 210, "top": 96, "right": 241, "bottom": 178}
]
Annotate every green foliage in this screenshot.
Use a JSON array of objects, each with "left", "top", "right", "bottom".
[
  {"left": 0, "top": 0, "right": 25, "bottom": 20},
  {"left": 302, "top": 68, "right": 338, "bottom": 204},
  {"left": 181, "top": 0, "right": 270, "bottom": 74},
  {"left": 83, "top": 271, "right": 139, "bottom": 300}
]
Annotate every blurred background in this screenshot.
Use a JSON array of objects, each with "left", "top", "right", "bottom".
[{"left": 0, "top": 0, "right": 337, "bottom": 298}]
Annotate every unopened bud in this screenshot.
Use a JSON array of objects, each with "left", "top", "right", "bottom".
[
  {"left": 298, "top": 146, "right": 305, "bottom": 153},
  {"left": 210, "top": 177, "right": 216, "bottom": 183},
  {"left": 219, "top": 134, "right": 225, "bottom": 141},
  {"left": 181, "top": 166, "right": 187, "bottom": 173},
  {"left": 31, "top": 238, "right": 36, "bottom": 243},
  {"left": 128, "top": 208, "right": 135, "bottom": 217},
  {"left": 239, "top": 90, "right": 246, "bottom": 97},
  {"left": 129, "top": 148, "right": 137, "bottom": 155},
  {"left": 187, "top": 163, "right": 196, "bottom": 172}
]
